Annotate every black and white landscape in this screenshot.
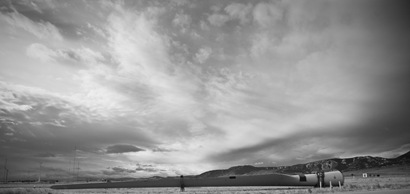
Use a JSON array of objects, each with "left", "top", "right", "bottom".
[{"left": 1, "top": 0, "right": 410, "bottom": 183}]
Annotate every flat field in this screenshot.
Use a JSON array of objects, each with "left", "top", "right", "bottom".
[{"left": 1, "top": 175, "right": 410, "bottom": 194}]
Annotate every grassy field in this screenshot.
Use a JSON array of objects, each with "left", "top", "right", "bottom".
[
  {"left": 1, "top": 175, "right": 410, "bottom": 194},
  {"left": 342, "top": 165, "right": 410, "bottom": 177}
]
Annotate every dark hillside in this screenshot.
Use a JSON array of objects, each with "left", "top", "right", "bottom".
[{"left": 197, "top": 151, "right": 410, "bottom": 178}]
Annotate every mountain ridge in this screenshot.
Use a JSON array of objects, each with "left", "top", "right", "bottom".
[{"left": 196, "top": 151, "right": 410, "bottom": 178}]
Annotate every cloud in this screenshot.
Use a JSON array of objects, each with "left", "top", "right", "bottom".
[
  {"left": 34, "top": 152, "right": 56, "bottom": 157},
  {"left": 152, "top": 147, "right": 176, "bottom": 152},
  {"left": 207, "top": 2, "right": 253, "bottom": 27},
  {"left": 102, "top": 167, "right": 136, "bottom": 175},
  {"left": 99, "top": 6, "right": 206, "bottom": 140},
  {"left": 0, "top": 80, "right": 87, "bottom": 125},
  {"left": 170, "top": 0, "right": 190, "bottom": 7},
  {"left": 28, "top": 1, "right": 43, "bottom": 13},
  {"left": 198, "top": 0, "right": 410, "bottom": 164},
  {"left": 30, "top": 120, "right": 66, "bottom": 128},
  {"left": 224, "top": 3, "right": 253, "bottom": 24},
  {"left": 206, "top": 128, "right": 341, "bottom": 165},
  {"left": 113, "top": 167, "right": 136, "bottom": 173},
  {"left": 26, "top": 43, "right": 105, "bottom": 65},
  {"left": 26, "top": 43, "right": 58, "bottom": 62},
  {"left": 0, "top": 81, "right": 156, "bottom": 166},
  {"left": 0, "top": 83, "right": 43, "bottom": 113},
  {"left": 0, "top": 10, "right": 63, "bottom": 40},
  {"left": 208, "top": 13, "right": 230, "bottom": 27},
  {"left": 135, "top": 163, "right": 162, "bottom": 172},
  {"left": 87, "top": 23, "right": 108, "bottom": 38},
  {"left": 252, "top": 2, "right": 283, "bottom": 28},
  {"left": 106, "top": 144, "right": 145, "bottom": 154},
  {"left": 194, "top": 47, "right": 213, "bottom": 64},
  {"left": 250, "top": 32, "right": 274, "bottom": 58},
  {"left": 0, "top": 99, "right": 32, "bottom": 112},
  {"left": 200, "top": 20, "right": 210, "bottom": 31},
  {"left": 172, "top": 12, "right": 192, "bottom": 32}
]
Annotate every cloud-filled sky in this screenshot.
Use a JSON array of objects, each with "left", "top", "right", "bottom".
[{"left": 1, "top": 0, "right": 410, "bottom": 180}]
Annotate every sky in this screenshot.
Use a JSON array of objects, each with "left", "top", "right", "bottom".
[{"left": 1, "top": 0, "right": 410, "bottom": 180}]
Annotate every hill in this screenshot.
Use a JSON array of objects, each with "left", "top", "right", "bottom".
[{"left": 196, "top": 151, "right": 410, "bottom": 178}]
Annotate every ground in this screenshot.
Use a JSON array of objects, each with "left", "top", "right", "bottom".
[{"left": 1, "top": 175, "right": 409, "bottom": 194}]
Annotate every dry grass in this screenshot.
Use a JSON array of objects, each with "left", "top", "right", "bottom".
[
  {"left": 341, "top": 176, "right": 410, "bottom": 191},
  {"left": 0, "top": 184, "right": 59, "bottom": 194},
  {"left": 310, "top": 175, "right": 410, "bottom": 194},
  {"left": 1, "top": 176, "right": 410, "bottom": 194},
  {"left": 0, "top": 188, "right": 55, "bottom": 194}
]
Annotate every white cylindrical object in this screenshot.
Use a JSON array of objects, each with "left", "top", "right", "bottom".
[{"left": 323, "top": 171, "right": 344, "bottom": 187}]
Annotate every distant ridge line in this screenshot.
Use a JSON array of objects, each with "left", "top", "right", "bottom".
[{"left": 197, "top": 151, "right": 410, "bottom": 178}]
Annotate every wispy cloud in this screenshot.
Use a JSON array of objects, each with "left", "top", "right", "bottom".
[
  {"left": 106, "top": 144, "right": 145, "bottom": 154},
  {"left": 102, "top": 167, "right": 136, "bottom": 175},
  {"left": 34, "top": 152, "right": 56, "bottom": 158},
  {"left": 26, "top": 43, "right": 105, "bottom": 65},
  {"left": 173, "top": 12, "right": 192, "bottom": 32},
  {"left": 195, "top": 47, "right": 212, "bottom": 64},
  {"left": 225, "top": 3, "right": 253, "bottom": 25},
  {"left": 0, "top": 9, "right": 63, "bottom": 41},
  {"left": 252, "top": 1, "right": 283, "bottom": 28}
]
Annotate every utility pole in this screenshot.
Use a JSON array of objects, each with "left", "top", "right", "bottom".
[
  {"left": 76, "top": 160, "right": 80, "bottom": 182},
  {"left": 3, "top": 158, "right": 8, "bottom": 184},
  {"left": 38, "top": 162, "right": 43, "bottom": 183},
  {"left": 68, "top": 151, "right": 72, "bottom": 177},
  {"left": 72, "top": 146, "right": 77, "bottom": 179}
]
